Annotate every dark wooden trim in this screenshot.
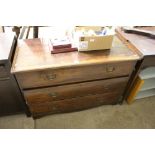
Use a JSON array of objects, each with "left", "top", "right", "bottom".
[{"left": 33, "top": 26, "right": 38, "bottom": 38}]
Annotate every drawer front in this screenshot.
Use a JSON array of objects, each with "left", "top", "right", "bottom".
[
  {"left": 29, "top": 92, "right": 120, "bottom": 117},
  {"left": 24, "top": 77, "right": 128, "bottom": 103},
  {"left": 16, "top": 61, "right": 135, "bottom": 89}
]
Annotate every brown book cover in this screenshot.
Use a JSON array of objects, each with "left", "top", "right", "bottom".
[
  {"left": 53, "top": 44, "right": 72, "bottom": 49},
  {"left": 51, "top": 47, "right": 78, "bottom": 54}
]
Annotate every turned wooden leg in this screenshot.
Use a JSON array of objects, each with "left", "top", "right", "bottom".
[{"left": 12, "top": 26, "right": 22, "bottom": 38}]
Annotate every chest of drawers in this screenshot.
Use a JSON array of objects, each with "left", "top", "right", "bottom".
[
  {"left": 0, "top": 33, "right": 25, "bottom": 116},
  {"left": 11, "top": 36, "right": 140, "bottom": 118}
]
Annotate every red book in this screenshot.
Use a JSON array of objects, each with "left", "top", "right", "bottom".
[
  {"left": 51, "top": 47, "right": 78, "bottom": 54},
  {"left": 53, "top": 44, "right": 72, "bottom": 49}
]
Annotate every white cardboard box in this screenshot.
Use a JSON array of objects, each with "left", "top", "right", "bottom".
[{"left": 74, "top": 26, "right": 114, "bottom": 51}]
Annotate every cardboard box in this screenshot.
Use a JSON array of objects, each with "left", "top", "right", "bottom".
[
  {"left": 75, "top": 26, "right": 103, "bottom": 31},
  {"left": 74, "top": 26, "right": 114, "bottom": 51}
]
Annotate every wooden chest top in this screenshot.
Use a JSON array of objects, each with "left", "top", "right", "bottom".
[{"left": 12, "top": 36, "right": 140, "bottom": 73}]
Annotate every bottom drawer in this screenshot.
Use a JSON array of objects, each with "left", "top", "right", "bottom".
[
  {"left": 29, "top": 92, "right": 121, "bottom": 118},
  {"left": 24, "top": 77, "right": 128, "bottom": 103}
]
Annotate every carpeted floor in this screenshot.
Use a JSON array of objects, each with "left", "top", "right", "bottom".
[{"left": 0, "top": 96, "right": 155, "bottom": 129}]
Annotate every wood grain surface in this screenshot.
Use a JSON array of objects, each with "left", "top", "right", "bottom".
[
  {"left": 29, "top": 92, "right": 120, "bottom": 117},
  {"left": 24, "top": 77, "right": 128, "bottom": 104},
  {"left": 15, "top": 61, "right": 134, "bottom": 89},
  {"left": 11, "top": 36, "right": 140, "bottom": 73}
]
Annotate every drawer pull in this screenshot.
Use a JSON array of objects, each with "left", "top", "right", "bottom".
[
  {"left": 49, "top": 92, "right": 57, "bottom": 98},
  {"left": 46, "top": 74, "right": 56, "bottom": 80},
  {"left": 41, "top": 73, "right": 57, "bottom": 80},
  {"left": 106, "top": 66, "right": 115, "bottom": 73},
  {"left": 104, "top": 86, "right": 109, "bottom": 90}
]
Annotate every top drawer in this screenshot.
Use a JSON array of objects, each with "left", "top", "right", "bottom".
[{"left": 15, "top": 61, "right": 135, "bottom": 89}]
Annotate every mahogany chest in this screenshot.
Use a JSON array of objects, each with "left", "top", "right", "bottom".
[{"left": 11, "top": 36, "right": 140, "bottom": 118}]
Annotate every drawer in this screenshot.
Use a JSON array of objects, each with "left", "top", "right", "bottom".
[
  {"left": 24, "top": 77, "right": 128, "bottom": 104},
  {"left": 29, "top": 92, "right": 121, "bottom": 117},
  {"left": 16, "top": 61, "right": 135, "bottom": 89}
]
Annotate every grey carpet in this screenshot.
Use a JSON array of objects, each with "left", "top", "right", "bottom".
[{"left": 0, "top": 96, "right": 155, "bottom": 129}]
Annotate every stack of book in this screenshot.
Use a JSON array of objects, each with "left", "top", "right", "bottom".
[{"left": 50, "top": 38, "right": 78, "bottom": 54}]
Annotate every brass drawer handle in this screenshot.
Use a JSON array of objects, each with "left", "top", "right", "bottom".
[
  {"left": 46, "top": 74, "right": 56, "bottom": 80},
  {"left": 41, "top": 73, "right": 57, "bottom": 80},
  {"left": 49, "top": 92, "right": 57, "bottom": 98},
  {"left": 106, "top": 66, "right": 115, "bottom": 73},
  {"left": 104, "top": 86, "right": 109, "bottom": 90}
]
